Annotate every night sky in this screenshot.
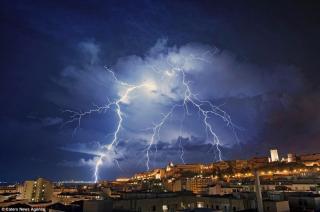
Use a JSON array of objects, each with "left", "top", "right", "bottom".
[{"left": 1, "top": 1, "right": 320, "bottom": 182}]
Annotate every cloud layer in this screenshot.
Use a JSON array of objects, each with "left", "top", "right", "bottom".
[{"left": 49, "top": 39, "right": 304, "bottom": 176}]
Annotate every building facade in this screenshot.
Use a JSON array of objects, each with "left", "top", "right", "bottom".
[{"left": 23, "top": 178, "right": 53, "bottom": 203}]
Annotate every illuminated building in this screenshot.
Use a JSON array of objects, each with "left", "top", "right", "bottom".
[
  {"left": 287, "top": 153, "right": 296, "bottom": 163},
  {"left": 164, "top": 178, "right": 188, "bottom": 192},
  {"left": 175, "top": 164, "right": 202, "bottom": 173},
  {"left": 249, "top": 156, "right": 269, "bottom": 168},
  {"left": 166, "top": 162, "right": 174, "bottom": 172},
  {"left": 23, "top": 178, "right": 53, "bottom": 203},
  {"left": 208, "top": 184, "right": 244, "bottom": 195},
  {"left": 213, "top": 161, "right": 230, "bottom": 170},
  {"left": 299, "top": 153, "right": 320, "bottom": 166},
  {"left": 233, "top": 160, "right": 249, "bottom": 171},
  {"left": 186, "top": 177, "right": 213, "bottom": 194},
  {"left": 270, "top": 149, "right": 280, "bottom": 162},
  {"left": 299, "top": 153, "right": 320, "bottom": 161},
  {"left": 116, "top": 178, "right": 130, "bottom": 182},
  {"left": 0, "top": 185, "right": 18, "bottom": 194},
  {"left": 133, "top": 168, "right": 165, "bottom": 180}
]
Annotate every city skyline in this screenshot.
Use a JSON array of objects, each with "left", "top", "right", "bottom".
[
  {"left": 1, "top": 1, "right": 320, "bottom": 183},
  {"left": 1, "top": 146, "right": 320, "bottom": 211},
  {"left": 1, "top": 147, "right": 319, "bottom": 183}
]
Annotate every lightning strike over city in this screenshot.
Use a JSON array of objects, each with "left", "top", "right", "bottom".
[{"left": 2, "top": 3, "right": 320, "bottom": 211}]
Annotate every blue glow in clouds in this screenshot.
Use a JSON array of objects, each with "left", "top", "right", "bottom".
[{"left": 64, "top": 41, "right": 239, "bottom": 182}]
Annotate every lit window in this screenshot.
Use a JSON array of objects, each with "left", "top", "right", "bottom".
[
  {"left": 197, "top": 202, "right": 204, "bottom": 208},
  {"left": 162, "top": 205, "right": 168, "bottom": 212}
]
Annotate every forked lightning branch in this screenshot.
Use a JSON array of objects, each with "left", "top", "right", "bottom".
[{"left": 64, "top": 51, "right": 238, "bottom": 182}]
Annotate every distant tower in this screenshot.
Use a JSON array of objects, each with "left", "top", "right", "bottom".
[
  {"left": 166, "top": 162, "right": 174, "bottom": 171},
  {"left": 270, "top": 149, "right": 279, "bottom": 162}
]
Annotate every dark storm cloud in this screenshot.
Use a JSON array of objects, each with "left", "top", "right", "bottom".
[
  {"left": 260, "top": 92, "right": 320, "bottom": 153},
  {"left": 51, "top": 39, "right": 303, "bottom": 149}
]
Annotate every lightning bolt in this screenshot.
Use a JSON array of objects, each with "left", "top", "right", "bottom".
[
  {"left": 64, "top": 48, "right": 239, "bottom": 181},
  {"left": 64, "top": 68, "right": 156, "bottom": 182},
  {"left": 178, "top": 111, "right": 186, "bottom": 164},
  {"left": 144, "top": 51, "right": 239, "bottom": 170},
  {"left": 94, "top": 155, "right": 103, "bottom": 183},
  {"left": 146, "top": 104, "right": 180, "bottom": 170},
  {"left": 179, "top": 136, "right": 186, "bottom": 164}
]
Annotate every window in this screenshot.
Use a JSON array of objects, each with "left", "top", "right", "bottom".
[
  {"left": 162, "top": 205, "right": 168, "bottom": 212},
  {"left": 152, "top": 205, "right": 156, "bottom": 211},
  {"left": 197, "top": 202, "right": 204, "bottom": 208}
]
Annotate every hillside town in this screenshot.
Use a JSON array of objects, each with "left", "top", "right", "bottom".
[{"left": 1, "top": 149, "right": 320, "bottom": 211}]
